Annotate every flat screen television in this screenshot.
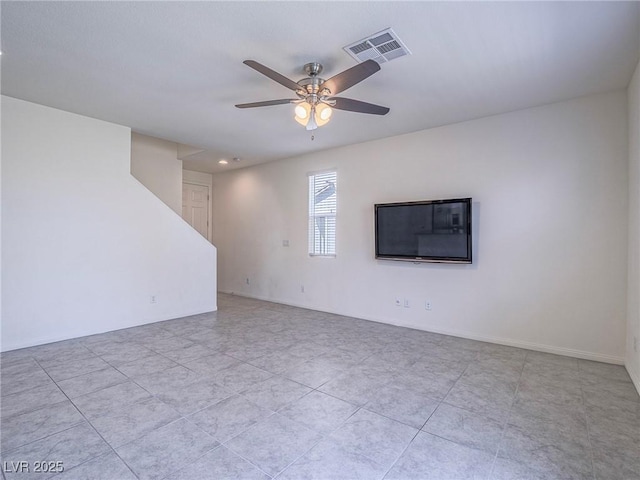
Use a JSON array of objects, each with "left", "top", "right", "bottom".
[{"left": 375, "top": 198, "right": 472, "bottom": 264}]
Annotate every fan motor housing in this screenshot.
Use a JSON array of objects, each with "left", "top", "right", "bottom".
[
  {"left": 297, "top": 63, "right": 330, "bottom": 96},
  {"left": 303, "top": 62, "right": 323, "bottom": 76},
  {"left": 297, "top": 77, "right": 326, "bottom": 95}
]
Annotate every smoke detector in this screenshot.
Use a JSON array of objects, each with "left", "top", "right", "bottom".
[{"left": 344, "top": 28, "right": 411, "bottom": 64}]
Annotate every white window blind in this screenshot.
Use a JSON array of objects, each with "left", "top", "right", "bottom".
[{"left": 308, "top": 171, "right": 337, "bottom": 256}]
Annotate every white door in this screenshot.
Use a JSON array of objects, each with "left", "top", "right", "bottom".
[{"left": 182, "top": 183, "right": 209, "bottom": 239}]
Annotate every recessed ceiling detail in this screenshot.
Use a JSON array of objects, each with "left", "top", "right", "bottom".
[{"left": 343, "top": 28, "right": 411, "bottom": 64}]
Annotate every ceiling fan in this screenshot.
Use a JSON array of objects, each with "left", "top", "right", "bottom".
[{"left": 235, "top": 59, "right": 390, "bottom": 130}]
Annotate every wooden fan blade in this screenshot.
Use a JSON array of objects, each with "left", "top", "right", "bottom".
[
  {"left": 330, "top": 97, "right": 389, "bottom": 115},
  {"left": 243, "top": 60, "right": 301, "bottom": 91},
  {"left": 235, "top": 99, "right": 297, "bottom": 109},
  {"left": 319, "top": 60, "right": 381, "bottom": 95}
]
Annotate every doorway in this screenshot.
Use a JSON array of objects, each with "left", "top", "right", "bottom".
[{"left": 182, "top": 182, "right": 210, "bottom": 240}]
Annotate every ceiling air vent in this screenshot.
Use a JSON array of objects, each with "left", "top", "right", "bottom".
[{"left": 343, "top": 28, "right": 411, "bottom": 64}]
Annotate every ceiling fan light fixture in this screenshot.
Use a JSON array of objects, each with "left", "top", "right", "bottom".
[
  {"left": 295, "top": 103, "right": 331, "bottom": 130},
  {"left": 316, "top": 103, "right": 332, "bottom": 123},
  {"left": 294, "top": 103, "right": 309, "bottom": 120},
  {"left": 306, "top": 106, "right": 318, "bottom": 131},
  {"left": 294, "top": 103, "right": 311, "bottom": 127}
]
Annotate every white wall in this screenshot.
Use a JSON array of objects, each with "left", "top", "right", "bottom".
[
  {"left": 213, "top": 90, "right": 629, "bottom": 364},
  {"left": 131, "top": 132, "right": 183, "bottom": 215},
  {"left": 0, "top": 51, "right": 3, "bottom": 350},
  {"left": 1, "top": 96, "right": 217, "bottom": 351},
  {"left": 628, "top": 61, "right": 640, "bottom": 389},
  {"left": 183, "top": 169, "right": 213, "bottom": 189}
]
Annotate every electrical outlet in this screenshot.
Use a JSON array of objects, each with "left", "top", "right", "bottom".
[
  {"left": 403, "top": 299, "right": 410, "bottom": 308},
  {"left": 395, "top": 298, "right": 402, "bottom": 307},
  {"left": 425, "top": 301, "right": 432, "bottom": 311},
  {"left": 301, "top": 285, "right": 305, "bottom": 293},
  {"left": 246, "top": 278, "right": 250, "bottom": 285},
  {"left": 150, "top": 295, "right": 157, "bottom": 304},
  {"left": 283, "top": 240, "right": 290, "bottom": 247}
]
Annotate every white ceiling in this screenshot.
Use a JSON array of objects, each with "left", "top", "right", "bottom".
[{"left": 2, "top": 1, "right": 639, "bottom": 173}]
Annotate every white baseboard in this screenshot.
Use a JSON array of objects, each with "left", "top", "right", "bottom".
[
  {"left": 385, "top": 319, "right": 625, "bottom": 365},
  {"left": 627, "top": 363, "right": 640, "bottom": 396},
  {"left": 0, "top": 306, "right": 217, "bottom": 353},
  {"left": 219, "top": 290, "right": 625, "bottom": 365}
]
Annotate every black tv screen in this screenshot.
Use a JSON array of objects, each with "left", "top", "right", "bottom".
[{"left": 375, "top": 198, "right": 472, "bottom": 263}]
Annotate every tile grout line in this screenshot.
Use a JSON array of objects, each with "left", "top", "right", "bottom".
[
  {"left": 380, "top": 425, "right": 423, "bottom": 479},
  {"left": 53, "top": 373, "right": 221, "bottom": 480},
  {"left": 180, "top": 351, "right": 340, "bottom": 478},
  {"left": 577, "top": 362, "right": 598, "bottom": 480},
  {"left": 215, "top": 444, "right": 275, "bottom": 479},
  {"left": 486, "top": 349, "right": 529, "bottom": 479},
  {"left": 214, "top": 356, "right": 374, "bottom": 478},
  {"left": 53, "top": 341, "right": 230, "bottom": 471},
  {"left": 212, "top": 383, "right": 336, "bottom": 479},
  {"left": 221, "top": 412, "right": 323, "bottom": 480},
  {"left": 152, "top": 417, "right": 222, "bottom": 480},
  {"left": 378, "top": 348, "right": 478, "bottom": 480},
  {"left": 87, "top": 341, "right": 244, "bottom": 479},
  {"left": 29, "top": 357, "right": 142, "bottom": 480}
]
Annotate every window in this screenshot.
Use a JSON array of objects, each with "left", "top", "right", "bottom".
[{"left": 308, "top": 170, "right": 337, "bottom": 256}]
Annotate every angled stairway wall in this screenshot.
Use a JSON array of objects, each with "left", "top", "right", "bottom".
[
  {"left": 1, "top": 96, "right": 217, "bottom": 352},
  {"left": 130, "top": 132, "right": 183, "bottom": 216}
]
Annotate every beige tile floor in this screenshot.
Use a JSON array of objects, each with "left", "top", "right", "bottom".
[{"left": 1, "top": 293, "right": 638, "bottom": 479}]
